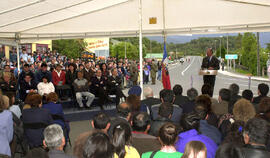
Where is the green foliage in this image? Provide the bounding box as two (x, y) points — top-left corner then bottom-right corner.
(52, 39), (86, 58)
(240, 33), (258, 75)
(110, 42), (140, 59)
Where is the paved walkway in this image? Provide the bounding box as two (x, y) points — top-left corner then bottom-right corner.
(218, 69), (270, 82)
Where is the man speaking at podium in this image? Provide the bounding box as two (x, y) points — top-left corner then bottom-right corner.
(201, 48), (220, 91)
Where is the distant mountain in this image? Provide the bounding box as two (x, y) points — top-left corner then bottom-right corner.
(147, 32), (270, 48)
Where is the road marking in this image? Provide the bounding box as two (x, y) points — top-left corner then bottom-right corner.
(181, 57), (196, 76)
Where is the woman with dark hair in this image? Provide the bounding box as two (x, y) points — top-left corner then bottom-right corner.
(215, 143), (243, 158)
(21, 94), (53, 148)
(182, 141), (207, 158)
(113, 123), (140, 158)
(37, 76), (55, 97)
(101, 63), (109, 80)
(221, 121), (245, 146)
(83, 132), (114, 158)
(175, 113), (218, 158)
(142, 123), (183, 158)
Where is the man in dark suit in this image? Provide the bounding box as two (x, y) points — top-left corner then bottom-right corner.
(107, 68), (125, 105)
(201, 48), (220, 90)
(173, 84), (189, 107)
(141, 87), (161, 111)
(19, 74), (37, 101)
(91, 69), (109, 109)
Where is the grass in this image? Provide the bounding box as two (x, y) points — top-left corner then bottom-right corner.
(234, 68), (268, 78)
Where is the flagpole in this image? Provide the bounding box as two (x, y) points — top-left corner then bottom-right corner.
(139, 0), (143, 99)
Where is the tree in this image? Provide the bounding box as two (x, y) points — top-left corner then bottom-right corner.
(52, 39), (86, 58)
(241, 33), (257, 75)
(110, 42), (146, 59)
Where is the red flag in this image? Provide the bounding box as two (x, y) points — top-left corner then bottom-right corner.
(162, 63), (171, 90)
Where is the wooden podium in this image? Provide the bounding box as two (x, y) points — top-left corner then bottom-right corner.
(199, 70), (218, 76)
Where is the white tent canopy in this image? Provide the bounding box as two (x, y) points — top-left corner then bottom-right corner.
(1, 0), (270, 44)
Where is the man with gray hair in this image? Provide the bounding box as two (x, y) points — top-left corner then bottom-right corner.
(141, 87), (161, 111)
(182, 88), (198, 114)
(43, 124), (74, 158)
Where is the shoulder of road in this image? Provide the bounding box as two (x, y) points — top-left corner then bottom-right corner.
(218, 70), (269, 82)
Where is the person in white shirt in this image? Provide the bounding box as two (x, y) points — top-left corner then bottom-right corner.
(37, 76), (55, 97)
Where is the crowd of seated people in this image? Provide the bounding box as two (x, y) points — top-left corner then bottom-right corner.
(0, 81), (270, 158)
(0, 49), (270, 157)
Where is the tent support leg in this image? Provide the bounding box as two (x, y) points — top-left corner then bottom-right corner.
(139, 0), (143, 99)
(16, 42), (20, 74)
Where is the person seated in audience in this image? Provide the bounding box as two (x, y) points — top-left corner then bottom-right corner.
(242, 89), (253, 102)
(101, 63), (109, 80)
(149, 102), (174, 136)
(19, 74), (37, 101)
(182, 88), (198, 114)
(182, 141), (207, 158)
(18, 63), (35, 85)
(6, 94), (21, 119)
(52, 64), (70, 100)
(74, 112), (111, 158)
(215, 143), (243, 158)
(228, 83), (242, 113)
(108, 102), (131, 137)
(83, 62), (95, 82)
(0, 94), (13, 157)
(21, 94), (53, 148)
(35, 62), (52, 83)
(42, 92), (70, 143)
(212, 88), (230, 116)
(127, 85), (148, 112)
(201, 84), (218, 106)
(221, 121), (245, 146)
(173, 84), (189, 107)
(218, 99), (256, 138)
(257, 97), (270, 122)
(242, 118), (270, 158)
(82, 132), (114, 158)
(0, 73), (17, 97)
(253, 83), (269, 104)
(175, 112), (218, 158)
(65, 63), (78, 88)
(151, 89), (183, 123)
(142, 123), (183, 158)
(43, 124), (74, 158)
(194, 97), (222, 145)
(73, 71), (95, 108)
(112, 123), (140, 158)
(141, 87), (161, 110)
(0, 65), (16, 82)
(90, 69), (109, 110)
(25, 147), (48, 158)
(37, 76), (55, 97)
(131, 112), (161, 155)
(195, 95), (218, 127)
(107, 68), (126, 106)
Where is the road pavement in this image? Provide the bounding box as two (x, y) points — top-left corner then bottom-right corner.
(141, 56), (268, 98)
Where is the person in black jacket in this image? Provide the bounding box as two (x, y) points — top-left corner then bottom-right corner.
(201, 48), (220, 90)
(173, 84), (189, 107)
(65, 63), (77, 87)
(21, 94), (53, 148)
(91, 70), (110, 109)
(242, 118), (270, 158)
(0, 73), (17, 97)
(253, 83), (269, 104)
(149, 102), (173, 136)
(107, 68), (125, 106)
(18, 64), (35, 85)
(35, 63), (52, 83)
(19, 74), (37, 101)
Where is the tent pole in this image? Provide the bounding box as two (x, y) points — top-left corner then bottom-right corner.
(139, 0), (143, 99)
(16, 42), (20, 74)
